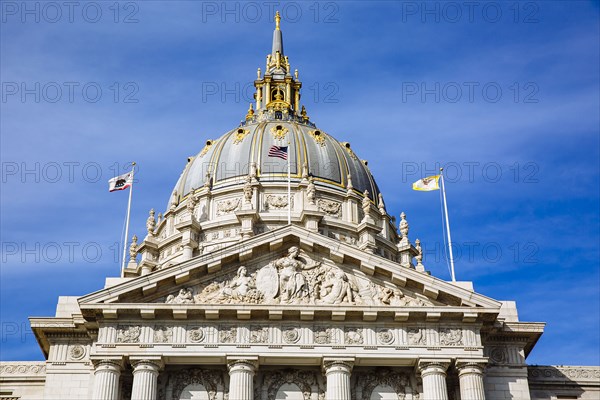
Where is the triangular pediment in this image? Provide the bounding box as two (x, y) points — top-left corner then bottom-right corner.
(78, 225), (501, 320)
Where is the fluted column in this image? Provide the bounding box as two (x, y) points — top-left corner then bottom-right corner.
(227, 359), (257, 400)
(131, 358), (163, 400)
(457, 359), (487, 400)
(418, 359), (451, 400)
(323, 358), (354, 400)
(91, 358), (123, 400)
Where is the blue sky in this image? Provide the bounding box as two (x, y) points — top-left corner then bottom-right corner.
(1, 1), (598, 365)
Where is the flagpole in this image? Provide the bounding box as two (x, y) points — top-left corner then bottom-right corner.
(287, 138), (291, 225)
(120, 162), (136, 277)
(440, 168), (456, 282)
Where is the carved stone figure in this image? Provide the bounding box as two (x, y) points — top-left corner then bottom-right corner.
(344, 327), (364, 345)
(249, 162), (258, 181)
(146, 208), (156, 235)
(302, 162), (309, 180)
(165, 288), (194, 304)
(153, 325), (173, 343)
(219, 326), (237, 343)
(319, 268), (356, 305)
(362, 190), (371, 217)
(204, 172), (212, 188)
(407, 327), (425, 346)
(116, 325), (141, 343)
(249, 326), (269, 343)
(378, 193), (385, 215)
(306, 176), (316, 204)
(169, 190), (178, 211)
(187, 188), (198, 214)
(243, 176), (253, 204)
(129, 235), (138, 262)
(399, 212), (409, 238)
(219, 266), (253, 300)
(275, 246), (319, 303)
(347, 173), (353, 191)
(440, 328), (463, 346)
(314, 327), (332, 344)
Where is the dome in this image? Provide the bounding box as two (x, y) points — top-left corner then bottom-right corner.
(171, 119), (381, 204)
(131, 11), (402, 277)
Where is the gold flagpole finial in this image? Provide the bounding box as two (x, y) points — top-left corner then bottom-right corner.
(275, 11), (281, 30)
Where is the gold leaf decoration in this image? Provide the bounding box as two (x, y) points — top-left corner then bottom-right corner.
(308, 130), (326, 147)
(233, 128), (249, 145)
(199, 140), (214, 157)
(270, 124), (288, 141)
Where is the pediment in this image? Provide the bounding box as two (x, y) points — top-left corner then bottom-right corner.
(122, 247), (440, 308)
(78, 225), (501, 319)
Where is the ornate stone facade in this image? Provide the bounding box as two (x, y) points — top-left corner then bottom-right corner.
(1, 11), (597, 400)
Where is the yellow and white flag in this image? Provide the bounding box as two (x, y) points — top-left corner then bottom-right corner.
(412, 175), (440, 191)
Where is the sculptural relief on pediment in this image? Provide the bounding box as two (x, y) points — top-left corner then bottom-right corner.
(159, 247), (435, 307)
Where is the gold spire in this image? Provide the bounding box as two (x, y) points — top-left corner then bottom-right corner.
(246, 103), (254, 120)
(275, 11), (281, 30)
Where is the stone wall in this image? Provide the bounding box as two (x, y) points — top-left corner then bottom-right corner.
(528, 366), (600, 400)
(0, 362), (46, 400)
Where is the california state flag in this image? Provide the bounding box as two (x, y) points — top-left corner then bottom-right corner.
(108, 172), (133, 192)
(412, 175), (440, 191)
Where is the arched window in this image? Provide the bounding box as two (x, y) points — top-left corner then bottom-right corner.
(179, 383), (209, 400)
(370, 384), (399, 400)
(275, 111), (283, 120)
(275, 382), (304, 400)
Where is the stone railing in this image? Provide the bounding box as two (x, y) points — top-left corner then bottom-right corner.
(528, 366), (600, 383)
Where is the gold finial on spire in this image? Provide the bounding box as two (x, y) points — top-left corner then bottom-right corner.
(246, 103), (254, 120)
(275, 11), (281, 30)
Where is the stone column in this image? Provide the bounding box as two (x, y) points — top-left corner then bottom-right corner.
(227, 359), (257, 400)
(457, 359), (487, 400)
(323, 358), (354, 400)
(418, 359), (451, 400)
(131, 358), (163, 400)
(91, 359), (123, 400)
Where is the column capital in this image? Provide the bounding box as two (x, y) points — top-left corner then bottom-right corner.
(91, 357), (124, 371)
(322, 357), (354, 375)
(456, 358), (488, 376)
(227, 358), (258, 374)
(130, 357), (164, 372)
(417, 358), (451, 376)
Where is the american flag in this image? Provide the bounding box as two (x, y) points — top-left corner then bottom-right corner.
(268, 145), (288, 160)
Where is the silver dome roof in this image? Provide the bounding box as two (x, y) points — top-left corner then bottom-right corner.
(172, 119), (381, 202)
